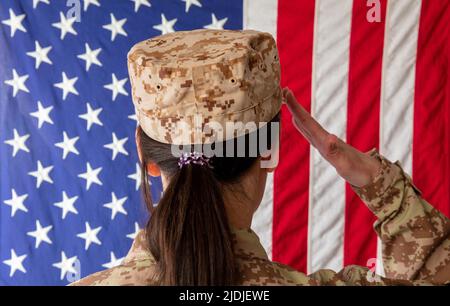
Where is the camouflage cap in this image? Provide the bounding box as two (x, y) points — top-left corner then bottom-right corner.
(127, 29), (281, 145)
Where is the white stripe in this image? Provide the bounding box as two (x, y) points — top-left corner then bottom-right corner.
(377, 0), (422, 276)
(308, 0), (353, 274)
(252, 172), (274, 259)
(244, 0), (278, 259)
(380, 0), (421, 175)
(376, 238), (385, 276)
(243, 0), (278, 38)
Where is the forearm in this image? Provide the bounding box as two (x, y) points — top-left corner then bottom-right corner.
(351, 149), (450, 282)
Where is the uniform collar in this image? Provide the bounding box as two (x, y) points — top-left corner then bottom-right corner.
(122, 230), (153, 264)
(229, 227), (269, 260)
(122, 226), (269, 264)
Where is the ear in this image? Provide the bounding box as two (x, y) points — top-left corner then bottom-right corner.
(136, 127), (162, 177)
(147, 162), (161, 177)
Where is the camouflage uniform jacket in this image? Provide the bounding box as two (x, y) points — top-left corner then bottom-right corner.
(71, 150), (450, 286)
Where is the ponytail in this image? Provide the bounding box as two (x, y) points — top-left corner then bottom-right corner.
(137, 112), (279, 285)
(140, 145), (237, 285)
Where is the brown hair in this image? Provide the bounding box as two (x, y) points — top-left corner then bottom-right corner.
(137, 114), (280, 285)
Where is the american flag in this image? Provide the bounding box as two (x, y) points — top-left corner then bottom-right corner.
(1, 0), (449, 286)
(0, 0), (241, 285)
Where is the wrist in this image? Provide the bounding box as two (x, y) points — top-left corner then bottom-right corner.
(366, 152), (383, 186)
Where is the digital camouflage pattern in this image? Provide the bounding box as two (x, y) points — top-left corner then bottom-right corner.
(127, 29), (282, 145)
(353, 149), (450, 284)
(70, 150), (450, 286)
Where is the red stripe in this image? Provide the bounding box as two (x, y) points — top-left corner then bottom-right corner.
(273, 0), (315, 273)
(447, 3), (450, 217)
(413, 0), (450, 218)
(344, 0), (387, 267)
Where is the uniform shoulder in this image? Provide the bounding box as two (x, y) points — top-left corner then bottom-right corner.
(69, 258), (156, 286)
(236, 254), (315, 285)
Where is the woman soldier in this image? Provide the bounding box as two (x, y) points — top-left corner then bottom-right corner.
(71, 29), (450, 286)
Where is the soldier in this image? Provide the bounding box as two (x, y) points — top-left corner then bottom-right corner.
(71, 29), (450, 286)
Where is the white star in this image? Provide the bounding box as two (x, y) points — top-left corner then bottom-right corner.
(104, 133), (128, 160)
(52, 252), (78, 280)
(3, 249), (27, 277)
(78, 102), (103, 131)
(77, 222), (102, 250)
(83, 0), (100, 11)
(4, 69), (29, 97)
(54, 72), (79, 100)
(2, 9), (27, 37)
(54, 191), (79, 219)
(131, 0), (151, 12)
(126, 222), (141, 240)
(128, 113), (138, 124)
(182, 0), (202, 13)
(77, 43), (102, 72)
(153, 14), (177, 35)
(102, 252), (124, 269)
(78, 162), (102, 190)
(32, 0), (50, 9)
(27, 220), (53, 248)
(128, 163), (142, 191)
(103, 192), (128, 220)
(30, 101), (54, 129)
(204, 13), (228, 30)
(28, 160), (54, 188)
(104, 73), (128, 101)
(102, 14), (127, 41)
(4, 129), (30, 157)
(26, 41), (52, 69)
(55, 131), (80, 160)
(3, 189), (28, 217)
(52, 12), (77, 40)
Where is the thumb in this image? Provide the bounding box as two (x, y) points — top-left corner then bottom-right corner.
(322, 134), (343, 164)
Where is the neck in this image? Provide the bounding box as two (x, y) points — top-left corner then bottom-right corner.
(160, 172), (259, 230)
(223, 189), (255, 230)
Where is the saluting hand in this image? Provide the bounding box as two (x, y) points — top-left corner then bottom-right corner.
(282, 88), (381, 188)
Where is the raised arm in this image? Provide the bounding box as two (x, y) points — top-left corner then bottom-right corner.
(282, 88), (450, 283)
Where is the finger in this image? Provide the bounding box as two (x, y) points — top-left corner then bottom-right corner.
(323, 134), (349, 168)
(324, 134), (340, 158)
(284, 89), (329, 145)
(282, 88), (315, 147)
(282, 88), (291, 105)
(291, 117), (321, 149)
(285, 96), (319, 148)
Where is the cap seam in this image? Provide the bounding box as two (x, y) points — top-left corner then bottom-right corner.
(130, 53), (250, 69)
(138, 89), (280, 121)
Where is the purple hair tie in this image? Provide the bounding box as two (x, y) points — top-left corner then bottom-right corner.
(178, 152), (213, 169)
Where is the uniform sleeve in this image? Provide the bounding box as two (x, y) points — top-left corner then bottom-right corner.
(305, 265), (431, 285)
(269, 261), (436, 286)
(350, 149), (450, 283)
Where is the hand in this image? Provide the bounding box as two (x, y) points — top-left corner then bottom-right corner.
(282, 88), (382, 188)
